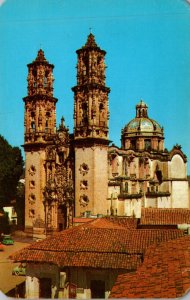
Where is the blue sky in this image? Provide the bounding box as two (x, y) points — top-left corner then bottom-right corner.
(0, 0), (190, 171)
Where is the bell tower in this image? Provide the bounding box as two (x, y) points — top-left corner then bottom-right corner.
(72, 33), (110, 216)
(23, 49), (57, 236)
(24, 49), (57, 143)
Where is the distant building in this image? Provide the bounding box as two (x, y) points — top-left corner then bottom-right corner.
(3, 206), (17, 225)
(23, 33), (189, 237)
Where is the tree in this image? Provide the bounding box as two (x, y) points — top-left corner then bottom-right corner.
(0, 211), (10, 234)
(0, 135), (24, 209)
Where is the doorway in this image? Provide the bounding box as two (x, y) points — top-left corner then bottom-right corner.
(39, 278), (52, 298)
(91, 280), (105, 298)
(58, 205), (67, 231)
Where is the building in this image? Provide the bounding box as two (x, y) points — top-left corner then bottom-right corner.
(23, 33), (189, 237)
(11, 216), (187, 299)
(3, 206), (17, 225)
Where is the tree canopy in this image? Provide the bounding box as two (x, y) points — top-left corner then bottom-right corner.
(0, 135), (24, 208)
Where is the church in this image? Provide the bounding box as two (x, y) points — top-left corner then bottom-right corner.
(23, 33), (189, 237)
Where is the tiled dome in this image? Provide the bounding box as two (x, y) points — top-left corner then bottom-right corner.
(123, 100), (163, 137)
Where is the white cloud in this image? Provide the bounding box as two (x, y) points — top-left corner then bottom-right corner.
(0, 0), (6, 6)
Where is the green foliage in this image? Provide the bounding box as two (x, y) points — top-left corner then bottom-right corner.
(0, 135), (24, 208)
(0, 211), (10, 234)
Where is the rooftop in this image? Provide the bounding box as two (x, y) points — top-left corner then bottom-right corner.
(140, 208), (190, 225)
(10, 218), (184, 269)
(109, 235), (190, 298)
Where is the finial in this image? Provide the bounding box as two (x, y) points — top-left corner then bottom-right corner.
(35, 49), (46, 62)
(85, 31), (97, 48)
(89, 27), (92, 34)
(58, 116), (65, 130)
(61, 116), (65, 126)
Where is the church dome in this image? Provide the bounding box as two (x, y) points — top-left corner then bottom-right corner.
(125, 116), (162, 134)
(123, 100), (163, 136)
(121, 100), (164, 151)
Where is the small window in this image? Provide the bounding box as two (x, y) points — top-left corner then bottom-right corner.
(125, 182), (128, 192)
(31, 121), (35, 130)
(99, 103), (104, 111)
(44, 76), (47, 87)
(131, 140), (136, 150)
(144, 139), (151, 151)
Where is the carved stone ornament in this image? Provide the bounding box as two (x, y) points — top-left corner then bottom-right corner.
(79, 194), (89, 207)
(80, 180), (88, 190)
(79, 163), (89, 175)
(33, 215), (45, 228)
(29, 193), (36, 204)
(46, 146), (56, 161)
(28, 165), (36, 176)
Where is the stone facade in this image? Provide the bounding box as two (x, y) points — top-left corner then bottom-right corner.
(23, 34), (189, 236)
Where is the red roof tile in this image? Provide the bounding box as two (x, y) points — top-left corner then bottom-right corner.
(11, 250), (142, 270)
(74, 216), (138, 229)
(73, 217), (92, 224)
(140, 208), (190, 225)
(10, 218), (184, 270)
(109, 235), (190, 298)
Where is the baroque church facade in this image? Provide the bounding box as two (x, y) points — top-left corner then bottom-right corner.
(23, 33), (189, 236)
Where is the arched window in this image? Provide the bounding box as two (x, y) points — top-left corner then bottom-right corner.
(30, 112), (35, 131)
(144, 139), (151, 151)
(32, 70), (37, 89)
(31, 121), (35, 131)
(45, 112), (51, 132)
(82, 103), (88, 125)
(44, 76), (47, 87)
(131, 139), (136, 150)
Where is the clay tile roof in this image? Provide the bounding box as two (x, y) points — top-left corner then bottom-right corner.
(73, 217), (93, 224)
(74, 216), (138, 229)
(140, 208), (190, 225)
(105, 217), (138, 229)
(109, 235), (190, 298)
(83, 217), (138, 230)
(10, 218), (184, 270)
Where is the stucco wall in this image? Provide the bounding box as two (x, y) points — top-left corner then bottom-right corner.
(75, 145), (108, 217)
(171, 180), (189, 208)
(25, 264), (121, 299)
(170, 154), (186, 179)
(25, 150), (46, 233)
